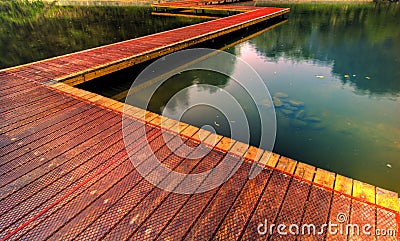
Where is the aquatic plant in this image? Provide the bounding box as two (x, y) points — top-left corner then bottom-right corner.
(0, 0), (45, 24)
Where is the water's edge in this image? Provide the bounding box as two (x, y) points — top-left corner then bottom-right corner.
(42, 0), (379, 7)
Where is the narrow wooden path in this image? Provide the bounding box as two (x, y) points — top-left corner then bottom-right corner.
(3, 5), (289, 86)
(0, 3), (398, 240)
(152, 2), (261, 12)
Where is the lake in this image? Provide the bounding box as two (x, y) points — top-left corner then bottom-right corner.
(1, 2), (399, 193)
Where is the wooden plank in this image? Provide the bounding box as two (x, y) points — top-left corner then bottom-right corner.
(130, 108), (147, 120)
(65, 87), (95, 99)
(56, 83), (74, 92)
(190, 127), (212, 143)
(110, 100), (124, 108)
(376, 187), (399, 211)
(326, 194), (352, 240)
(275, 156), (297, 174)
(178, 122), (189, 134)
(229, 141), (248, 157)
(93, 96), (109, 105)
(180, 125), (199, 138)
(144, 111), (159, 123)
(123, 105), (144, 118)
(313, 168), (335, 189)
(242, 173), (287, 240)
(93, 96), (113, 106)
(294, 162), (315, 181)
(265, 152), (280, 168)
(161, 118), (179, 130)
(350, 181), (377, 241)
(352, 180), (376, 203)
(109, 102), (124, 112)
(212, 150), (274, 240)
(147, 113), (163, 126)
(215, 136), (235, 152)
(334, 174), (353, 195)
(87, 94), (104, 103)
(244, 146), (263, 162)
(202, 132), (223, 147)
(376, 208), (398, 241)
(50, 82), (67, 90)
(258, 151), (279, 168)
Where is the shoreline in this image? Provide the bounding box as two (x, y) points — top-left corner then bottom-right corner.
(40, 0), (387, 7)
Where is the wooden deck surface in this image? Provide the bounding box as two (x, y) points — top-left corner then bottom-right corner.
(1, 77), (399, 240)
(0, 3), (399, 240)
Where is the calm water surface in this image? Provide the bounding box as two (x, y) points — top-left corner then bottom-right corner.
(241, 4), (400, 192)
(1, 3), (399, 192)
(117, 4), (400, 193)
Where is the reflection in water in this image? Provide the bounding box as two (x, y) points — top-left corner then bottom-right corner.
(239, 3), (400, 192)
(127, 69), (264, 147)
(252, 3), (400, 96)
(146, 70), (231, 113)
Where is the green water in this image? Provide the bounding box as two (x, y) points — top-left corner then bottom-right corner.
(97, 4), (400, 192)
(1, 2), (399, 192)
(0, 1), (203, 68)
(244, 3), (400, 192)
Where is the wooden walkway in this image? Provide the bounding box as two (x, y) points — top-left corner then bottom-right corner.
(0, 78), (399, 240)
(0, 3), (399, 241)
(3, 4), (289, 87)
(152, 2), (261, 12)
(151, 2), (264, 19)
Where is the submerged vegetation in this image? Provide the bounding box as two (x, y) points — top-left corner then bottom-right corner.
(0, 0), (45, 24)
(0, 0), (203, 68)
(252, 3), (400, 96)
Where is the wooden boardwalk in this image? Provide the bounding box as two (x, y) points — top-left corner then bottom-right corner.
(151, 2), (264, 19)
(1, 78), (399, 240)
(152, 2), (261, 12)
(3, 5), (289, 87)
(0, 3), (399, 240)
